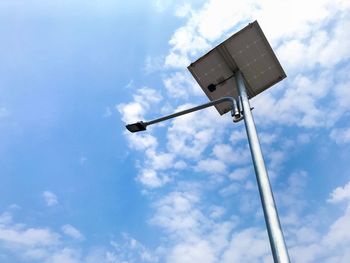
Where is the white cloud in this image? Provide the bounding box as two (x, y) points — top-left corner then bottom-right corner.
(137, 169), (170, 188)
(117, 87), (163, 124)
(117, 101), (144, 124)
(267, 150), (286, 172)
(0, 224), (59, 248)
(42, 191), (58, 207)
(252, 71), (334, 128)
(118, 87), (178, 188)
(23, 248), (49, 261)
(0, 209), (158, 263)
(164, 0), (348, 71)
(276, 177), (350, 262)
(212, 144), (234, 162)
(166, 103), (229, 159)
(163, 72), (202, 98)
(109, 234), (158, 263)
(218, 178), (350, 263)
(173, 160), (187, 169)
(323, 204), (350, 249)
(221, 228), (271, 263)
(0, 212), (12, 225)
(276, 15), (350, 71)
(258, 132), (278, 146)
(144, 55), (164, 74)
(164, 51), (191, 69)
(229, 128), (247, 144)
(47, 248), (81, 263)
(330, 127), (350, 144)
(209, 206), (225, 219)
(287, 201), (350, 262)
(152, 0), (172, 12)
(328, 181), (350, 203)
(150, 191), (202, 234)
(192, 0), (255, 41)
(61, 224), (84, 241)
(148, 176), (350, 263)
(195, 159), (226, 174)
(289, 244), (322, 263)
(167, 240), (215, 263)
(228, 167), (251, 181)
(334, 67), (350, 109)
(149, 190), (238, 262)
(174, 3), (192, 18)
(212, 143), (251, 165)
(146, 149), (174, 170)
(126, 132), (158, 151)
(168, 26), (209, 56)
(276, 170), (308, 216)
(219, 183), (240, 196)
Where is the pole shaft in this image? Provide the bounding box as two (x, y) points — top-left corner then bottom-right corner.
(235, 71), (290, 263)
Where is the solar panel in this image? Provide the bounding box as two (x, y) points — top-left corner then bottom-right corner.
(188, 21), (286, 115)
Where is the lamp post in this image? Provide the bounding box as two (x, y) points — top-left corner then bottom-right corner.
(236, 71), (290, 262)
(125, 21), (290, 263)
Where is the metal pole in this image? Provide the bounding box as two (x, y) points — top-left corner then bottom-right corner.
(235, 71), (290, 263)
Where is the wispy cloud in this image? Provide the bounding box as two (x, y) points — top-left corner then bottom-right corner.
(61, 224), (84, 241)
(42, 191), (58, 207)
(0, 209), (157, 262)
(330, 127), (350, 144)
(144, 55), (164, 74)
(328, 181), (350, 203)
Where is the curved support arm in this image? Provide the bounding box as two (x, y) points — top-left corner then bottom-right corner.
(126, 96), (235, 133)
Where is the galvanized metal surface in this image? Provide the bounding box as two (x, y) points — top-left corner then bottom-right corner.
(236, 71), (290, 263)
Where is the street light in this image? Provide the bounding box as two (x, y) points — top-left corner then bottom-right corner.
(126, 121), (147, 133)
(125, 21), (290, 263)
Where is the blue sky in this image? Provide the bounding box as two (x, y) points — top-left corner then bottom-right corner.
(1, 0), (350, 262)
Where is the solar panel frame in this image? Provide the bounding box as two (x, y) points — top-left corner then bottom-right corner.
(188, 21), (286, 115)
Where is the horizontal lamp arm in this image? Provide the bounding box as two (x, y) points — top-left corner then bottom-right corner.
(126, 96), (234, 133)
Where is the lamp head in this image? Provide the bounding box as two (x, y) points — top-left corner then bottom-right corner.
(125, 121), (147, 133)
